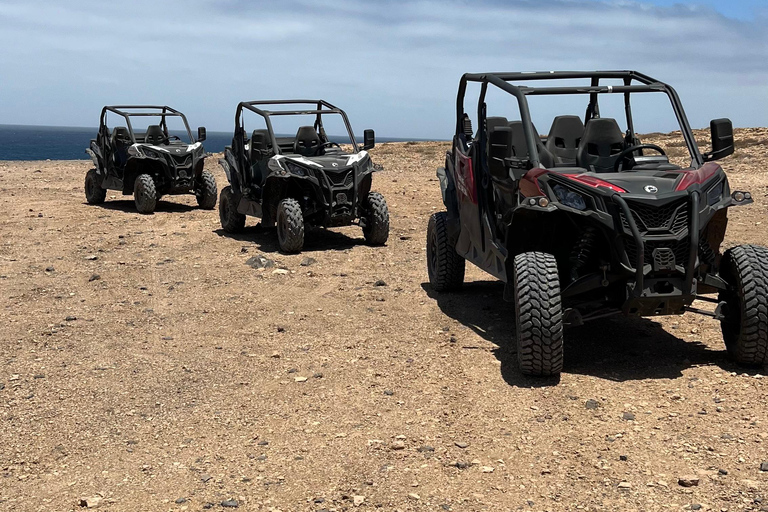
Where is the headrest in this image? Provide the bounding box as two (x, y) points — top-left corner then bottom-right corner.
(581, 118), (623, 145)
(547, 115), (585, 148)
(486, 116), (509, 134)
(251, 129), (269, 151)
(145, 125), (165, 145)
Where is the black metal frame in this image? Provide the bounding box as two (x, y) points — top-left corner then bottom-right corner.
(234, 99), (360, 153)
(456, 70), (703, 169)
(100, 105), (194, 144)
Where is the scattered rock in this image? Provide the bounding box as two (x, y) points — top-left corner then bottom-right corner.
(617, 481), (631, 490)
(174, 498), (187, 504)
(221, 499), (239, 508)
(272, 268), (290, 275)
(619, 455), (628, 461)
(390, 441), (405, 450)
(455, 441), (469, 449)
(585, 399), (599, 409)
(482, 466), (495, 473)
(373, 279), (387, 287)
(408, 493), (421, 500)
(300, 257), (316, 266)
(65, 315), (77, 321)
(689, 504), (702, 511)
(246, 255), (274, 269)
(89, 273), (101, 282)
(718, 468), (728, 475)
(761, 462), (768, 472)
(353, 495), (365, 506)
(200, 473), (212, 483)
(678, 475), (700, 487)
(85, 255), (98, 261)
(294, 376), (308, 382)
(313, 372), (323, 379)
(417, 445), (435, 453)
(257, 440), (269, 446)
(622, 412), (636, 421)
(383, 389), (394, 396)
(270, 351), (281, 358)
(277, 326), (285, 333)
(45, 266), (55, 272)
(33, 374), (45, 379)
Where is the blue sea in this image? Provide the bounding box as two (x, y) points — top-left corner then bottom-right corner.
(0, 124), (434, 161)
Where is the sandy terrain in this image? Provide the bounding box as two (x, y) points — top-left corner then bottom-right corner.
(1, 129), (767, 511)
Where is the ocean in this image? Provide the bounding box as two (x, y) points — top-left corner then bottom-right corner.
(0, 124), (434, 161)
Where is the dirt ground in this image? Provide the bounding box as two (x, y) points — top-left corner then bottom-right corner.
(1, 130), (767, 512)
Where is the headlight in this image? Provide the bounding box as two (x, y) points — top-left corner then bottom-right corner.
(706, 180), (725, 206)
(553, 184), (587, 211)
(283, 160), (308, 176)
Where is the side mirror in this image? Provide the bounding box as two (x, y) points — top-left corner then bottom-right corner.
(488, 127), (513, 179)
(362, 129), (375, 150)
(704, 118), (734, 161)
(197, 126), (207, 142)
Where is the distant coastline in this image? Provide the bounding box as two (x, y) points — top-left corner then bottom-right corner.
(0, 124), (441, 161)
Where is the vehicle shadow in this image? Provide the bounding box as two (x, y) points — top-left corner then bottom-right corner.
(422, 280), (735, 386)
(213, 225), (367, 254)
(87, 200), (197, 214)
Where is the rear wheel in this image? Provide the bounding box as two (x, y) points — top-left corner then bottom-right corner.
(362, 192), (389, 245)
(219, 186), (245, 233)
(134, 174), (157, 214)
(276, 198), (304, 253)
(84, 168), (106, 204)
(195, 170), (217, 209)
(719, 244), (768, 366)
(513, 251), (564, 377)
(426, 211), (465, 291)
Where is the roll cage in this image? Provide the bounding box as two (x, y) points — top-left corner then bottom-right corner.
(100, 105), (195, 144)
(234, 100), (361, 154)
(456, 71), (705, 169)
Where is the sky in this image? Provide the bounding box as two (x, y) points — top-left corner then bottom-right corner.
(0, 0), (766, 139)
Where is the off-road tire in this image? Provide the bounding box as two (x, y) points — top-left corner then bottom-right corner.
(513, 251), (564, 377)
(219, 186), (245, 233)
(719, 244), (768, 366)
(84, 168), (106, 205)
(134, 174), (157, 214)
(426, 211), (465, 291)
(362, 192), (389, 245)
(195, 170), (217, 209)
(276, 198), (304, 253)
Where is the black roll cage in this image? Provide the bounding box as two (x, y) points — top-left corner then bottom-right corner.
(100, 105), (194, 144)
(234, 99), (360, 154)
(456, 71), (703, 169)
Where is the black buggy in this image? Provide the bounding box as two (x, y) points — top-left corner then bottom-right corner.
(85, 105), (216, 214)
(218, 100), (389, 253)
(428, 70), (767, 377)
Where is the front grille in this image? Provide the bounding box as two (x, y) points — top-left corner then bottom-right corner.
(326, 169), (354, 187)
(170, 154), (192, 168)
(624, 237), (690, 270)
(620, 198), (688, 235)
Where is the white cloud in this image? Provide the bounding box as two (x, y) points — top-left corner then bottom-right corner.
(0, 0), (765, 137)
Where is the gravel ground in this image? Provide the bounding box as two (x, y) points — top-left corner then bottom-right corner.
(1, 129), (767, 511)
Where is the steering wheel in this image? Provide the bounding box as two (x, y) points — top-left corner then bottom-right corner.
(314, 141), (342, 155)
(613, 144), (666, 172)
(168, 134), (181, 141)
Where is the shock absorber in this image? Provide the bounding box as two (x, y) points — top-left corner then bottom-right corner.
(569, 227), (597, 281)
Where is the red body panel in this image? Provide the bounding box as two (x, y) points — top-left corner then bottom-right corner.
(674, 162), (722, 191)
(454, 151), (477, 204)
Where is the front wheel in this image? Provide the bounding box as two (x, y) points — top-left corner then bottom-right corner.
(84, 168), (106, 204)
(134, 174), (157, 214)
(195, 170), (217, 209)
(219, 186), (246, 233)
(719, 244), (768, 366)
(362, 192), (389, 245)
(276, 198), (304, 253)
(513, 251), (564, 377)
(426, 211), (465, 291)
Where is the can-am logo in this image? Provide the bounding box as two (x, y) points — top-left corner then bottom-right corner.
(644, 185), (659, 193)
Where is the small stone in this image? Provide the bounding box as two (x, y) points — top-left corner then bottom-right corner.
(65, 315), (77, 321)
(760, 462), (768, 472)
(718, 468), (728, 475)
(272, 268), (290, 275)
(294, 376), (308, 382)
(373, 279), (387, 287)
(482, 466), (495, 473)
(78, 496), (103, 508)
(408, 493), (420, 500)
(202, 504), (213, 510)
(353, 495), (365, 506)
(383, 389), (394, 396)
(89, 273), (101, 282)
(85, 255), (98, 261)
(622, 411), (635, 421)
(271, 351), (280, 358)
(313, 372), (323, 379)
(417, 445), (435, 453)
(45, 266), (55, 272)
(246, 255), (274, 269)
(390, 441), (405, 450)
(619, 455), (628, 461)
(33, 374), (45, 379)
(617, 481), (631, 489)
(175, 498), (187, 504)
(585, 399), (599, 409)
(287, 368), (297, 373)
(258, 440), (269, 446)
(300, 257), (316, 266)
(678, 475), (700, 487)
(690, 504), (702, 511)
(455, 441), (469, 449)
(200, 473), (212, 482)
(221, 499), (239, 508)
